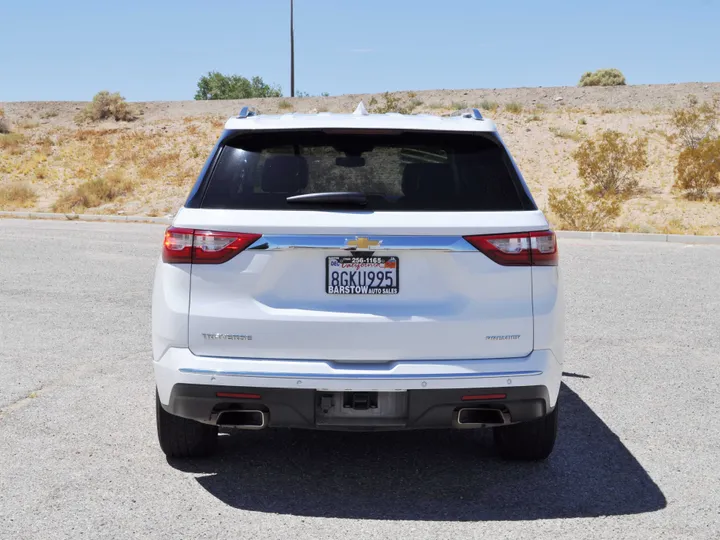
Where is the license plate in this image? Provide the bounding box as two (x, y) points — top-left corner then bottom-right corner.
(326, 256), (399, 295)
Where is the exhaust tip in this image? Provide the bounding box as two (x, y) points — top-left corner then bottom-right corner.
(455, 407), (507, 428)
(216, 410), (267, 430)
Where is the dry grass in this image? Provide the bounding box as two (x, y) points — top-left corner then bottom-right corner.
(0, 182), (37, 209)
(0, 133), (25, 155)
(139, 152), (182, 180)
(53, 170), (134, 213)
(17, 120), (40, 130)
(477, 100), (499, 112)
(549, 126), (584, 141)
(505, 102), (524, 114)
(17, 152), (48, 177)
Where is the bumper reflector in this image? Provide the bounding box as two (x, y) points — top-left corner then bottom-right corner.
(461, 393), (507, 401)
(216, 392), (261, 400)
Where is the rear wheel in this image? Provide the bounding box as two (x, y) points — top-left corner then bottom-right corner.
(156, 390), (218, 458)
(493, 401), (558, 461)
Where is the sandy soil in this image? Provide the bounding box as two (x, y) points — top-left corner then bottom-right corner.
(1, 82), (719, 233)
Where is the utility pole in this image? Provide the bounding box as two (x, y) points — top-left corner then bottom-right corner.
(290, 0), (295, 97)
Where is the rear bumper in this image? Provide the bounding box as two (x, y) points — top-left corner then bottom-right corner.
(163, 383), (553, 429)
(155, 348), (561, 412)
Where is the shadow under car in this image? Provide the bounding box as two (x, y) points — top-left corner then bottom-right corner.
(167, 383), (666, 521)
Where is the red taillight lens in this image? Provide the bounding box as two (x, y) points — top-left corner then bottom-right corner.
(529, 231), (558, 266)
(163, 227), (194, 263)
(463, 231), (558, 266)
(192, 230), (261, 264)
(162, 227), (261, 264)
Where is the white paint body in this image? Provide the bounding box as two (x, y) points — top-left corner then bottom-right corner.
(152, 112), (564, 408)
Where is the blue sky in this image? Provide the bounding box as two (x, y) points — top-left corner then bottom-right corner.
(2, 0), (719, 102)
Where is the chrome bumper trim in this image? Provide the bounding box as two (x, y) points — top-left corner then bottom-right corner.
(178, 368), (543, 380)
(247, 234), (476, 252)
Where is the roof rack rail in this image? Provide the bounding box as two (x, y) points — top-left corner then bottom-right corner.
(450, 108), (484, 120)
(238, 106), (259, 118)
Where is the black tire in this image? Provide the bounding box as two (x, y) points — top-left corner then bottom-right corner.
(493, 400), (558, 461)
(156, 390), (218, 458)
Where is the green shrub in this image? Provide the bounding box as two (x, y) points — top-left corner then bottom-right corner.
(674, 137), (720, 199)
(278, 99), (293, 110)
(371, 92), (411, 114)
(578, 68), (626, 87)
(573, 130), (648, 196)
(194, 72), (282, 100)
(548, 187), (622, 231)
(76, 91), (136, 123)
(671, 94), (719, 149)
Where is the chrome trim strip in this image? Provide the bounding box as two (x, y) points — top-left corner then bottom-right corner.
(178, 368), (542, 380)
(248, 235), (475, 252)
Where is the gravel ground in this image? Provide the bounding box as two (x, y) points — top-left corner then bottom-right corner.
(0, 219), (719, 539)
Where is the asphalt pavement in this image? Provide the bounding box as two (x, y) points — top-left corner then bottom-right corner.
(1, 219), (719, 539)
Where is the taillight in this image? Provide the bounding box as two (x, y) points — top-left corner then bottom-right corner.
(162, 227), (261, 264)
(529, 231), (559, 266)
(162, 227), (194, 263)
(463, 231), (558, 266)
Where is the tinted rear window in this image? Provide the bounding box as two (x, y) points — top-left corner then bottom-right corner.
(196, 131), (534, 211)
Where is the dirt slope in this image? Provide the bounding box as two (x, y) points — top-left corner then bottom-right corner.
(2, 82), (719, 233)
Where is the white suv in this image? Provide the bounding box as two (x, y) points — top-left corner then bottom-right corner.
(152, 105), (564, 460)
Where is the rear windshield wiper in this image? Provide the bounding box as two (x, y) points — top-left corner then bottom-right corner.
(286, 192), (368, 206)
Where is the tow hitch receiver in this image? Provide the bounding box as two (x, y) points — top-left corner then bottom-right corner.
(343, 392), (378, 410)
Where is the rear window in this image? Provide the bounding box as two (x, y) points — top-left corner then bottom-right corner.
(194, 131), (535, 211)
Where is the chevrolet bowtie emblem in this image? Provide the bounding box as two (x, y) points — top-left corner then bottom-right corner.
(345, 237), (381, 250)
